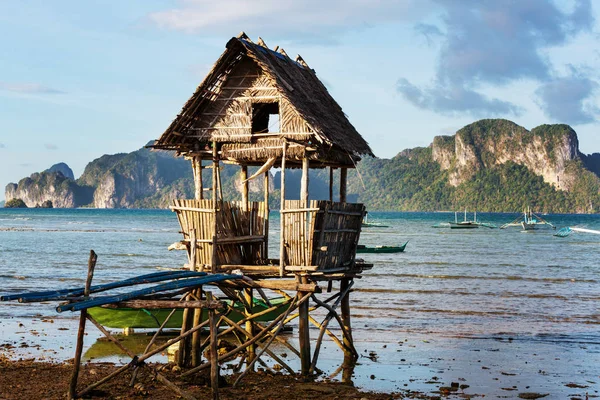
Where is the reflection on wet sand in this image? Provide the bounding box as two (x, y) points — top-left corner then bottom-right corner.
(83, 330), (298, 369)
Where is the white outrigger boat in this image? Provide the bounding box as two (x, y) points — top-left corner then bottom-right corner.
(500, 207), (555, 231)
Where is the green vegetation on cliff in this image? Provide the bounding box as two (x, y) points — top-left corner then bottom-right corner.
(5, 119), (600, 212)
(5, 198), (27, 208)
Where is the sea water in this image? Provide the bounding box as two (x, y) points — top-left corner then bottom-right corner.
(0, 209), (599, 397)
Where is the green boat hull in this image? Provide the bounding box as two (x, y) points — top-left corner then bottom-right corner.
(356, 241), (408, 254)
(87, 297), (288, 329)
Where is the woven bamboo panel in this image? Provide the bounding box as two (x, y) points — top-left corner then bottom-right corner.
(282, 200), (365, 271)
(172, 199), (268, 271)
(282, 200), (319, 267)
(311, 202), (365, 271)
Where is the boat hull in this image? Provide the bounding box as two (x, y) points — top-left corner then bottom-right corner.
(356, 241), (408, 253)
(449, 222), (479, 229)
(87, 297), (287, 329)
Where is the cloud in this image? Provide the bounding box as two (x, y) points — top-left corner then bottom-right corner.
(147, 0), (433, 43)
(397, 78), (524, 117)
(0, 81), (65, 95)
(398, 0), (594, 117)
(535, 70), (599, 124)
(44, 143), (58, 150)
(414, 23), (443, 47)
(435, 0), (592, 85)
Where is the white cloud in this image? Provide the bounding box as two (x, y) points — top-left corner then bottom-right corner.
(0, 81), (65, 95)
(398, 0), (596, 120)
(148, 0), (433, 42)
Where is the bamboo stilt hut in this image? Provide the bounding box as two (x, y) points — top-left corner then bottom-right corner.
(0, 32), (380, 398)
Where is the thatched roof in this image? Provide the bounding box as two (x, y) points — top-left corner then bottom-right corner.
(153, 33), (373, 166)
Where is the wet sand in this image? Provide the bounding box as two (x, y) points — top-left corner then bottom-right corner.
(2, 317), (597, 399)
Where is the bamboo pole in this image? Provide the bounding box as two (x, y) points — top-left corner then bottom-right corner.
(329, 167), (334, 202)
(218, 314), (295, 374)
(298, 275), (311, 376)
(191, 286), (203, 367)
(241, 165), (248, 211)
(264, 171), (269, 259)
(212, 142), (219, 273)
(300, 156), (309, 206)
(68, 250), (97, 400)
(193, 157), (204, 200)
(340, 278), (355, 366)
(207, 292), (220, 400)
(86, 314), (197, 400)
(339, 167), (347, 203)
(301, 156), (309, 266)
(232, 293), (304, 387)
(244, 288), (255, 365)
(279, 141), (287, 277)
(78, 317), (212, 398)
(181, 228), (197, 367)
(182, 293), (310, 377)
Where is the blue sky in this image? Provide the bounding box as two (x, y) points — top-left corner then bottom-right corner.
(1, 0), (600, 200)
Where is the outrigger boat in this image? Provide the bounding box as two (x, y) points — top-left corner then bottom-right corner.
(356, 241), (408, 254)
(501, 208), (555, 231)
(361, 212), (389, 228)
(87, 296), (288, 329)
(449, 210), (480, 229)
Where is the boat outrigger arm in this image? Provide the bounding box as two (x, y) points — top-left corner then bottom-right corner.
(555, 226), (600, 237)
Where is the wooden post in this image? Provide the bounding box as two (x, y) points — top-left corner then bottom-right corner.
(301, 156), (309, 265)
(279, 141), (287, 277)
(300, 156), (309, 207)
(244, 288), (255, 366)
(241, 165), (248, 211)
(207, 292), (219, 400)
(193, 157), (203, 200)
(298, 275), (311, 376)
(339, 167), (347, 203)
(329, 167), (334, 202)
(190, 285), (202, 367)
(212, 142), (219, 273)
(340, 278), (354, 367)
(263, 171), (269, 259)
(68, 250), (97, 399)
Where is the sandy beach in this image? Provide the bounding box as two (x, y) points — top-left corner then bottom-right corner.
(2, 316), (597, 399)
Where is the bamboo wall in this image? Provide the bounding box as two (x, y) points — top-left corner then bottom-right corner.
(172, 199), (268, 271)
(282, 200), (365, 271)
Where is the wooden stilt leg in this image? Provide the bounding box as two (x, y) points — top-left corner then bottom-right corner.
(68, 250), (97, 399)
(208, 292), (219, 400)
(244, 288), (255, 366)
(298, 275), (311, 376)
(340, 278), (355, 366)
(191, 287), (203, 367)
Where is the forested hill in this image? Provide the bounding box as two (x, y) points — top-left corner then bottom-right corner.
(342, 119), (600, 213)
(5, 119), (600, 213)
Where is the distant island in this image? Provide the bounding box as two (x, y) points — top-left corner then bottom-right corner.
(5, 119), (600, 213)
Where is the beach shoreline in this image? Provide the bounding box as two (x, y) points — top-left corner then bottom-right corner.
(2, 317), (597, 399)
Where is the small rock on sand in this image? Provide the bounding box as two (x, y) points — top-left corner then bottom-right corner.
(518, 393), (549, 399)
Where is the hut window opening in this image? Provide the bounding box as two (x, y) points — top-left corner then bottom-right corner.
(252, 102), (279, 134)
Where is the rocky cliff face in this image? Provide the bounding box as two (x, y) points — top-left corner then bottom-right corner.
(79, 148), (193, 208)
(432, 119), (580, 190)
(5, 170), (91, 208)
(45, 163), (75, 180)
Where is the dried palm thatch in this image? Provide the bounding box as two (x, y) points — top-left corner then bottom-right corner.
(152, 32), (373, 167)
